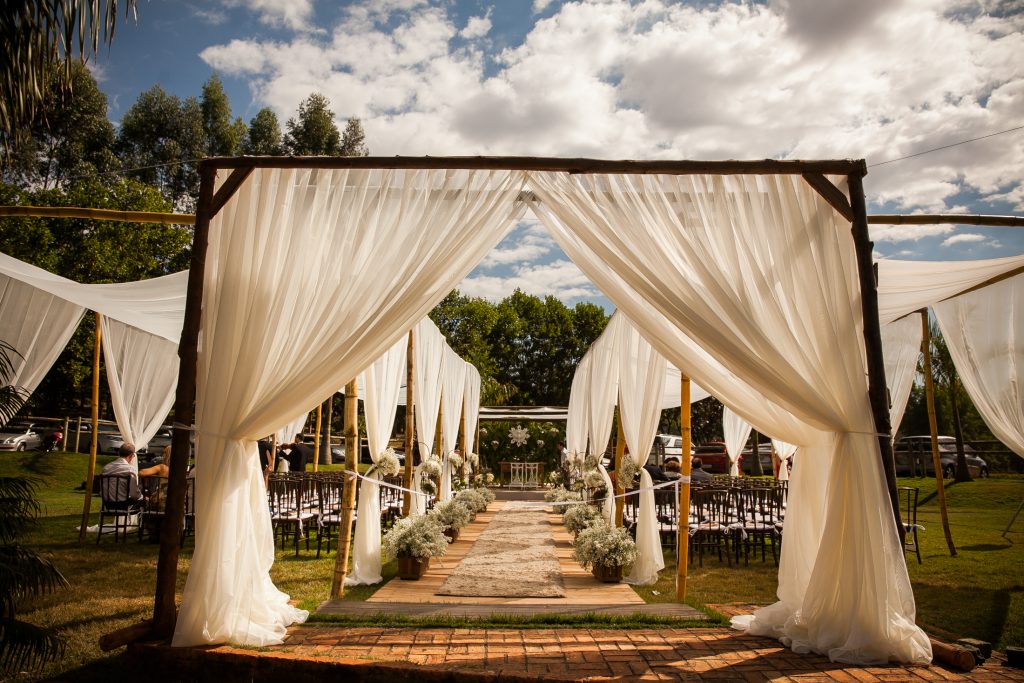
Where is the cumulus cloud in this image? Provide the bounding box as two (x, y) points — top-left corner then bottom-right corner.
(870, 224), (955, 243)
(460, 259), (601, 303)
(223, 0), (315, 31)
(461, 14), (492, 40)
(191, 6), (228, 25)
(480, 223), (556, 267)
(941, 232), (987, 246)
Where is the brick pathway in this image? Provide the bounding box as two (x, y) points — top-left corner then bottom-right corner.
(147, 624), (1024, 682)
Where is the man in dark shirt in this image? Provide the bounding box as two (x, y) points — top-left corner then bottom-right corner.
(690, 457), (714, 482)
(286, 434), (313, 472)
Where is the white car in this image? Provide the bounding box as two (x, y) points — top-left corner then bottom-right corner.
(0, 421), (43, 451)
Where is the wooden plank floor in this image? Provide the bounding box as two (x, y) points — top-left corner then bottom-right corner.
(364, 500), (645, 606)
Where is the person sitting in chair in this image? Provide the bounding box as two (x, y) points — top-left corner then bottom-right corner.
(690, 457), (714, 482)
(100, 443), (145, 510)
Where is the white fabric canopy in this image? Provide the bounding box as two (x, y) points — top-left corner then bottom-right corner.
(531, 171), (929, 665)
(615, 315), (667, 585)
(412, 318), (446, 514)
(463, 364), (481, 477)
(100, 317), (178, 452)
(722, 407), (752, 478)
(934, 275), (1024, 458)
(882, 316), (923, 435)
(440, 346), (466, 501)
(566, 354), (590, 462)
(173, 166), (525, 647)
(586, 314), (621, 527)
(348, 334), (407, 586)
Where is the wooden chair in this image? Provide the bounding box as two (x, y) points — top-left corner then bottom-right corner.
(688, 488), (735, 566)
(96, 473), (141, 544)
(137, 475), (167, 543)
(735, 486), (782, 565)
(899, 486), (923, 564)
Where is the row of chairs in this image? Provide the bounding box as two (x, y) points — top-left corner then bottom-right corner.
(95, 473), (195, 545)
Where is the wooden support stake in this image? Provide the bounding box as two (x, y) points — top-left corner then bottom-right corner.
(0, 204), (195, 225)
(677, 376), (692, 601)
(270, 434), (278, 471)
(458, 402), (467, 484)
(435, 395), (444, 498)
(78, 312), (102, 544)
(312, 403), (322, 472)
(331, 380), (359, 598)
(848, 170), (905, 548)
(324, 394), (334, 466)
(403, 329), (415, 516)
(921, 311), (957, 556)
(153, 163), (217, 639)
(61, 416), (69, 452)
(74, 416), (81, 452)
(614, 409), (626, 528)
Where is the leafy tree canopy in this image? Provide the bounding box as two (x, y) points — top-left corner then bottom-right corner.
(284, 93), (341, 156)
(245, 107), (283, 156)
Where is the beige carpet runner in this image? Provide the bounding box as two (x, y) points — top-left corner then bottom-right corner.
(436, 502), (566, 598)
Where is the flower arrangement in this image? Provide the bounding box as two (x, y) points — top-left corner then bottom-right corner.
(490, 440), (499, 448)
(428, 499), (472, 533)
(420, 455), (442, 478)
(572, 522), (637, 569)
(478, 487), (496, 505)
(583, 453), (599, 471)
(563, 503), (603, 536)
(583, 468), (606, 489)
(449, 451), (464, 470)
(544, 486), (581, 503)
(616, 457), (638, 490)
(454, 488), (487, 512)
(420, 478), (437, 496)
(370, 448), (401, 477)
(382, 515), (449, 560)
(547, 469), (563, 486)
(509, 425), (529, 446)
(472, 472), (494, 487)
(465, 451), (479, 469)
(536, 439), (545, 448)
(480, 427), (488, 436)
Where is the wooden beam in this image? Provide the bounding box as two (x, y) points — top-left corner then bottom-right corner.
(153, 163), (217, 639)
(403, 330), (415, 516)
(868, 214), (1024, 228)
(202, 156), (866, 177)
(676, 376), (692, 601)
(77, 312), (102, 544)
(208, 166), (254, 219)
(802, 173), (853, 222)
(0, 205), (195, 225)
(312, 403), (322, 473)
(921, 311), (957, 557)
(849, 171), (905, 549)
(331, 380), (359, 598)
(614, 409), (626, 528)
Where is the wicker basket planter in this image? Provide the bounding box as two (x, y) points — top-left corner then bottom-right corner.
(591, 564), (624, 583)
(397, 554), (430, 580)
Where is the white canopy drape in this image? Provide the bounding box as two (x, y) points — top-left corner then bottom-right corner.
(772, 439), (797, 481)
(566, 354), (590, 462)
(882, 316), (923, 434)
(463, 364), (481, 478)
(172, 166), (525, 647)
(412, 318), (446, 514)
(934, 275), (1024, 458)
(586, 314), (621, 526)
(440, 347), (466, 501)
(531, 171), (929, 665)
(723, 407), (752, 477)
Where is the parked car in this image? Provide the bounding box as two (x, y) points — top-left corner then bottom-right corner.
(893, 436), (989, 478)
(693, 442), (732, 473)
(651, 434), (692, 466)
(67, 423), (123, 454)
(0, 421), (43, 451)
(739, 443), (775, 475)
(140, 427), (174, 454)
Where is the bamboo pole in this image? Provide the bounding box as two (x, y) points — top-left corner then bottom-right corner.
(436, 396), (444, 497)
(312, 403), (322, 472)
(61, 417), (69, 452)
(0, 205), (196, 224)
(324, 394), (334, 466)
(77, 312), (102, 544)
(921, 311), (957, 556)
(676, 376), (692, 601)
(271, 434), (278, 471)
(458, 402), (467, 484)
(74, 416), (82, 452)
(848, 170), (905, 548)
(867, 214), (1024, 228)
(331, 380), (359, 598)
(152, 163), (217, 639)
(614, 409), (626, 528)
(404, 330), (415, 516)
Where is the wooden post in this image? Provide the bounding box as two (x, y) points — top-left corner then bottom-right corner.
(61, 417), (69, 451)
(614, 408), (626, 528)
(324, 394), (333, 466)
(921, 311), (957, 556)
(270, 434), (278, 471)
(312, 403), (322, 472)
(77, 312), (102, 543)
(677, 376), (692, 601)
(74, 416), (81, 452)
(458, 404), (467, 484)
(435, 396), (444, 498)
(403, 330), (415, 516)
(152, 162), (218, 639)
(331, 380), (359, 598)
(848, 169), (905, 548)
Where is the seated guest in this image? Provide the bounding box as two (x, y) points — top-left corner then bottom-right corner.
(662, 458), (682, 480)
(644, 462), (668, 482)
(139, 445), (172, 478)
(100, 443), (145, 510)
(690, 457), (714, 482)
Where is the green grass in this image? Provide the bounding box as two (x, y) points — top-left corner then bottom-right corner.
(2, 453), (1022, 681)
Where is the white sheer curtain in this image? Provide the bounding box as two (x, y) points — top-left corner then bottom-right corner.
(274, 413), (308, 444)
(440, 348), (466, 501)
(723, 407), (752, 477)
(566, 355), (591, 462)
(463, 365), (481, 478)
(413, 319), (446, 514)
(616, 315), (667, 585)
(882, 316), (923, 434)
(935, 275), (1024, 457)
(531, 171), (929, 665)
(100, 318), (178, 453)
(348, 334), (407, 586)
(173, 166), (525, 647)
(586, 314), (621, 526)
(0, 272), (83, 404)
(772, 439), (797, 481)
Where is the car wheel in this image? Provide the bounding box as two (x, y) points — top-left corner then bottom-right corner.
(980, 467), (989, 478)
(16, 443), (26, 451)
(943, 465), (955, 479)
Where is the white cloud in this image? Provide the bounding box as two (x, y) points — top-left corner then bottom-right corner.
(533, 0), (555, 13)
(941, 232), (987, 246)
(191, 6), (228, 25)
(480, 226), (555, 267)
(460, 260), (601, 303)
(223, 0), (315, 31)
(461, 14), (492, 40)
(869, 224), (954, 243)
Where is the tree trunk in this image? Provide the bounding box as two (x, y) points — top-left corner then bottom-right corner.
(951, 383), (973, 482)
(750, 430), (764, 476)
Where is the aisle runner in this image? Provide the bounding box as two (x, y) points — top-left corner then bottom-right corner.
(436, 501), (566, 598)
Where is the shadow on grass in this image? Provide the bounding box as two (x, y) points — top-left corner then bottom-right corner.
(920, 480), (964, 507)
(959, 543), (1013, 552)
(40, 652), (133, 682)
(914, 583), (1023, 647)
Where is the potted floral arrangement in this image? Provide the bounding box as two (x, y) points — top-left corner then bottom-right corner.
(419, 455), (442, 497)
(370, 448), (401, 477)
(562, 502), (602, 537)
(573, 522), (637, 583)
(472, 472), (494, 488)
(454, 488), (487, 517)
(544, 486), (579, 504)
(429, 499), (472, 542)
(616, 457), (638, 490)
(382, 514), (448, 579)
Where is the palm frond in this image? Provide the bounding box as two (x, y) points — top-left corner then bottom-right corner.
(0, 477), (42, 544)
(0, 617), (67, 673)
(0, 544), (70, 616)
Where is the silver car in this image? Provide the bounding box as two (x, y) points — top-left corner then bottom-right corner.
(0, 421), (43, 451)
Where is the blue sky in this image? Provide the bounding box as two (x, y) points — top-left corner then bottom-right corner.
(90, 0), (1024, 310)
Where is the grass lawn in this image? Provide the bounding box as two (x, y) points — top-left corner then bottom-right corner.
(3, 452), (1022, 681)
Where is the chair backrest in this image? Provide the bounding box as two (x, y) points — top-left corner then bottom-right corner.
(99, 473), (134, 506)
(140, 475), (168, 511)
(898, 486), (919, 527)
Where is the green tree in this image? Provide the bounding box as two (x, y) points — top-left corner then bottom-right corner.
(284, 93), (341, 156)
(200, 74), (246, 156)
(1, 0), (136, 155)
(2, 62), (117, 189)
(115, 85), (207, 210)
(244, 107), (283, 155)
(340, 116), (369, 156)
(927, 321), (975, 482)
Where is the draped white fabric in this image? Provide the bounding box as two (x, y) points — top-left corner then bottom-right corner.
(566, 354), (591, 461)
(586, 314), (621, 462)
(934, 275), (1024, 458)
(615, 316), (667, 585)
(661, 364), (710, 408)
(413, 319), (446, 512)
(723, 407), (753, 478)
(348, 334), (407, 586)
(173, 166), (525, 647)
(772, 439), (797, 481)
(100, 317), (178, 452)
(0, 271), (83, 403)
(274, 413), (309, 444)
(530, 171), (929, 665)
(463, 364), (481, 477)
(440, 347), (467, 501)
(598, 463), (615, 525)
(882, 317), (923, 434)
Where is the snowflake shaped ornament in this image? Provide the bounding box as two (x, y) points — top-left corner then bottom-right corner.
(509, 425), (530, 447)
